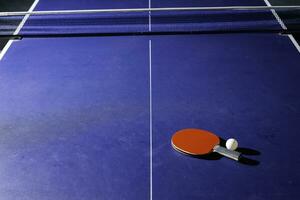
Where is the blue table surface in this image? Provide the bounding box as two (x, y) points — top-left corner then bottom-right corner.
(0, 0), (300, 199)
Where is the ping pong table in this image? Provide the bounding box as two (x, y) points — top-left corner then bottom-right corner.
(0, 0), (300, 199)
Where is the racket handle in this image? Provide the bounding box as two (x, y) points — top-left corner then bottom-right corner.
(213, 145), (241, 161)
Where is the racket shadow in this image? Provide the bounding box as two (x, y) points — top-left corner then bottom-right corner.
(194, 152), (223, 160)
(186, 151), (261, 165)
(172, 136), (261, 165)
(187, 138), (261, 165)
(220, 138), (261, 166)
(238, 156), (260, 166)
(173, 147), (222, 160)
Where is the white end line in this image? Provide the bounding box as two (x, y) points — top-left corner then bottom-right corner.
(0, 0), (39, 60)
(149, 39), (153, 200)
(263, 0), (300, 53)
(2, 6), (300, 16)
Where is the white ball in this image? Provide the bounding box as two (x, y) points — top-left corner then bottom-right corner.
(226, 138), (238, 150)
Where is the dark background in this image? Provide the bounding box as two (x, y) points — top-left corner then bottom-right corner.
(0, 0), (35, 11)
(0, 0), (35, 50)
(270, 0), (300, 44)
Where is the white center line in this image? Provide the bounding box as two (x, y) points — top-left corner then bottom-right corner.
(149, 39), (153, 200)
(0, 0), (40, 60)
(148, 1), (152, 199)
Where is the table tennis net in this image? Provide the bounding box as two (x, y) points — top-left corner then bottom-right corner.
(1, 8), (300, 38)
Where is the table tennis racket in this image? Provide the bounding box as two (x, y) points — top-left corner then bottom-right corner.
(171, 128), (241, 161)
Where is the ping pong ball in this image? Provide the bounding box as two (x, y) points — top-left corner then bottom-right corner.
(226, 138), (238, 151)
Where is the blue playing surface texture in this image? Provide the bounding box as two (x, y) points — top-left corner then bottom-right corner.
(0, 0), (299, 199)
